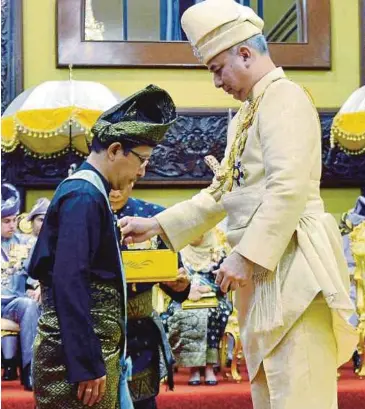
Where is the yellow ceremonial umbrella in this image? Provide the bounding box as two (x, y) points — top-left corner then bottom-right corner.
(330, 86), (365, 156)
(1, 79), (121, 158)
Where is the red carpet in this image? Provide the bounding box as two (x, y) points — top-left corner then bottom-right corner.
(1, 364), (364, 409)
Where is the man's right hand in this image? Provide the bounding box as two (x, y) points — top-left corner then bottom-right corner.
(119, 216), (162, 245)
(77, 375), (106, 407)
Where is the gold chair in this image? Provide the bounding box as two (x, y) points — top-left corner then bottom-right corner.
(17, 213), (33, 235)
(219, 292), (243, 382)
(1, 318), (20, 338)
(350, 221), (365, 377)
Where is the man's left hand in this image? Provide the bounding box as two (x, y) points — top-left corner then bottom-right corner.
(214, 252), (254, 293)
(27, 286), (41, 303)
(163, 267), (190, 292)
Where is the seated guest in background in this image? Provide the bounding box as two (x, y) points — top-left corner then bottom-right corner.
(339, 188), (365, 371)
(22, 197), (51, 302)
(161, 228), (232, 386)
(1, 183), (40, 390)
(27, 197), (50, 241)
(110, 185), (190, 409)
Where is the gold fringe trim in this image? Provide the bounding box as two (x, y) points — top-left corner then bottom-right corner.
(1, 107), (100, 156)
(330, 112), (365, 155)
(252, 267), (283, 333)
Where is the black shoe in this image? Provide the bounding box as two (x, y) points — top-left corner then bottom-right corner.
(23, 364), (33, 391)
(2, 358), (18, 381)
(353, 350), (362, 373)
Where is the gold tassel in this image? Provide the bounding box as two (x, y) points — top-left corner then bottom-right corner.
(252, 266), (283, 333)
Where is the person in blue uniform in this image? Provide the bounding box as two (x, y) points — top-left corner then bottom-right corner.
(28, 84), (177, 409)
(109, 185), (190, 409)
(27, 197), (51, 239)
(1, 183), (40, 390)
(22, 197), (51, 302)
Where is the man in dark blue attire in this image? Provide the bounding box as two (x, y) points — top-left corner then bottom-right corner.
(28, 84), (177, 409)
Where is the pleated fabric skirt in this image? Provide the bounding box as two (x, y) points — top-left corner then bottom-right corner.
(33, 282), (123, 409)
(251, 295), (338, 409)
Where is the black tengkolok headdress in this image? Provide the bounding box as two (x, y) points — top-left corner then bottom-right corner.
(91, 84), (177, 147)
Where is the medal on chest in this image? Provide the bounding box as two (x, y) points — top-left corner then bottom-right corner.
(232, 159), (247, 188)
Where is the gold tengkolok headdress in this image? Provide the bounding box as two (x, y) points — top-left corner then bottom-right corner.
(181, 0), (264, 65)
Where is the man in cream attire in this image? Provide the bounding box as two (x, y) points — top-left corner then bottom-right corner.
(120, 1), (358, 408)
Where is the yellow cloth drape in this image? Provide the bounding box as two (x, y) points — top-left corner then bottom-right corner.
(1, 107), (101, 156)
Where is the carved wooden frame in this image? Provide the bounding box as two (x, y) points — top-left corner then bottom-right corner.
(3, 109), (365, 189)
(56, 0), (331, 69)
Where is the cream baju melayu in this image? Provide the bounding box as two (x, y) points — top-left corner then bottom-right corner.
(153, 68), (358, 409)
